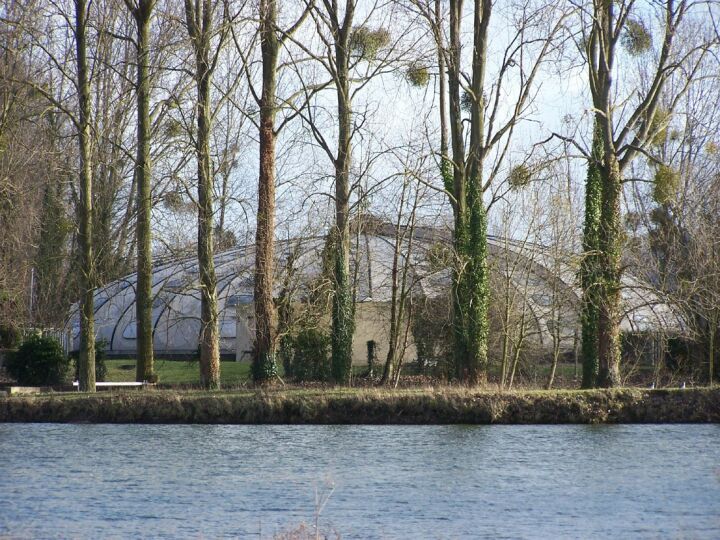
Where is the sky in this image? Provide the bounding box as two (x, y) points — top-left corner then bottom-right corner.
(143, 0), (718, 255)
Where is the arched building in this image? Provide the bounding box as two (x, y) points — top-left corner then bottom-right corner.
(66, 224), (683, 364)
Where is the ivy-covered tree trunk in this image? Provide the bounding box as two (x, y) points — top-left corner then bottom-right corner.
(597, 152), (622, 387)
(128, 0), (156, 383)
(580, 119), (603, 388)
(252, 0), (280, 383)
(584, 0), (690, 388)
(588, 0), (621, 389)
(330, 18), (355, 385)
(449, 0), (491, 384)
(75, 0), (96, 392)
(459, 180), (490, 384)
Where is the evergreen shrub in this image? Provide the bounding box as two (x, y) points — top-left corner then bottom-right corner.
(288, 329), (331, 382)
(6, 334), (70, 386)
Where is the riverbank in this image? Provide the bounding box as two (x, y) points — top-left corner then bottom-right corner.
(0, 386), (718, 424)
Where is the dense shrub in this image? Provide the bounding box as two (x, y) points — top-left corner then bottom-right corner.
(0, 325), (21, 349)
(287, 329), (331, 382)
(6, 334), (70, 386)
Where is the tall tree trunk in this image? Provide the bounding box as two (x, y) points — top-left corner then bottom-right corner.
(597, 152), (622, 387)
(252, 0), (279, 383)
(451, 0), (491, 384)
(590, 0), (621, 388)
(580, 118), (603, 388)
(128, 0), (156, 383)
(75, 0), (96, 392)
(185, 0), (220, 389)
(197, 55), (220, 389)
(587, 0), (687, 387)
(330, 15), (355, 385)
(448, 0), (467, 380)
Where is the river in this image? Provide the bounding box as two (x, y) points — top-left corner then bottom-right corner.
(0, 424), (718, 538)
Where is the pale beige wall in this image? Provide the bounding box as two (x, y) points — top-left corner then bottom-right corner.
(352, 302), (417, 365)
(236, 301), (417, 365)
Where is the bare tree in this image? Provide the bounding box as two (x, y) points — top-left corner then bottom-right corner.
(238, 0), (310, 383)
(639, 64), (720, 385)
(444, 0), (571, 383)
(124, 0), (157, 383)
(379, 149), (431, 386)
(583, 0), (713, 386)
(316, 0), (356, 384)
(493, 197), (541, 389)
(296, 0), (416, 383)
(0, 5), (69, 335)
(1, 3), (103, 392)
(75, 0), (97, 391)
(183, 0), (229, 389)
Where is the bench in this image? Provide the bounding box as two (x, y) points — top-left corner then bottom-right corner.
(72, 381), (154, 391)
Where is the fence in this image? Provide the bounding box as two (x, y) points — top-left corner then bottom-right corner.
(19, 328), (73, 356)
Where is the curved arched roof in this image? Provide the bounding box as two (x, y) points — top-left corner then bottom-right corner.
(66, 229), (682, 355)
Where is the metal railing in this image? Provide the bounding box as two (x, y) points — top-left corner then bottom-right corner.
(19, 328), (73, 356)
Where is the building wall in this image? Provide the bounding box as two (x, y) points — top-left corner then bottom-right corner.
(235, 301), (417, 366)
(353, 302), (417, 367)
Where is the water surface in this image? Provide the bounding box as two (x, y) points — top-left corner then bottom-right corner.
(0, 424), (718, 538)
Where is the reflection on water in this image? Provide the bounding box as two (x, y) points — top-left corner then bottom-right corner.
(0, 424), (718, 539)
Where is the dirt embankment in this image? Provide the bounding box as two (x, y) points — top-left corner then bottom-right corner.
(0, 387), (718, 424)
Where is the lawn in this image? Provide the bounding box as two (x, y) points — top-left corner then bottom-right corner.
(103, 359), (382, 387)
(97, 359), (617, 389)
(104, 359), (255, 386)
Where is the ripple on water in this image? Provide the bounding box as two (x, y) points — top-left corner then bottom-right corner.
(0, 424), (718, 539)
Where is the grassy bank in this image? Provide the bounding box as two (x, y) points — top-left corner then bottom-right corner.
(104, 359), (253, 386)
(104, 360), (587, 388)
(103, 359), (388, 386)
(0, 387), (718, 424)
